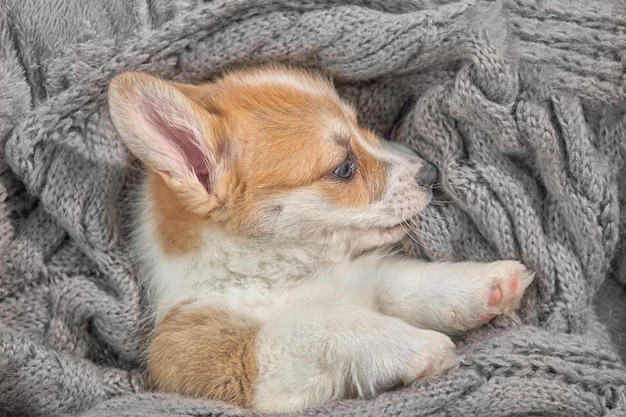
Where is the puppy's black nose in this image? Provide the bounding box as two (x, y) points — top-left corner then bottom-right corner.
(415, 161), (438, 188)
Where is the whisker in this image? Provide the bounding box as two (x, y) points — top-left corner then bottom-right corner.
(429, 198), (455, 204)
(414, 209), (454, 222)
(400, 223), (431, 251)
(402, 216), (449, 253)
(400, 220), (444, 253)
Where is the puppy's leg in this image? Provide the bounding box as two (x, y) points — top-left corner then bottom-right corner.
(252, 304), (457, 413)
(147, 307), (259, 408)
(371, 259), (534, 334)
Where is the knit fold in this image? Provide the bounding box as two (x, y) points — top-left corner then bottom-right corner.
(1, 0), (625, 416)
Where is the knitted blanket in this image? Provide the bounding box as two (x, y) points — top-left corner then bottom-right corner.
(1, 0), (626, 416)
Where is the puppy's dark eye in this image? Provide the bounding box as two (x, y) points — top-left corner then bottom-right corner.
(334, 159), (355, 180)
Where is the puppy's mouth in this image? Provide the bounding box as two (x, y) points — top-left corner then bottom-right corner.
(380, 223), (405, 234)
(372, 223), (407, 244)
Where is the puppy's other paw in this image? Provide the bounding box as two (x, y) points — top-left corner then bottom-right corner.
(410, 331), (460, 384)
(377, 328), (459, 391)
(253, 307), (459, 413)
(346, 326), (459, 398)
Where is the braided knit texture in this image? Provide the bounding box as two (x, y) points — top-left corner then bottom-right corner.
(1, 0), (625, 416)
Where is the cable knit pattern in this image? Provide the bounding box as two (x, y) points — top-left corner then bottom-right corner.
(1, 1), (625, 416)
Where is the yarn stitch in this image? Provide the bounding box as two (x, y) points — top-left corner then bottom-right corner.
(1, 0), (625, 416)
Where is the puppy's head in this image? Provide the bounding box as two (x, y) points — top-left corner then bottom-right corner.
(108, 66), (435, 255)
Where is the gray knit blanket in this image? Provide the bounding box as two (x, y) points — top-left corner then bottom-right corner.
(2, 0), (626, 416)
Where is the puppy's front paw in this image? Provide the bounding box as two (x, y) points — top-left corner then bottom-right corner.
(438, 260), (535, 333)
(479, 261), (535, 320)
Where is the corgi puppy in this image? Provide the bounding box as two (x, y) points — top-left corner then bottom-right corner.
(108, 66), (534, 413)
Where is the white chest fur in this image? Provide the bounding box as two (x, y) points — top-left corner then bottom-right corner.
(136, 206), (342, 322)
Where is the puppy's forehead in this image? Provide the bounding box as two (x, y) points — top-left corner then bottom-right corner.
(207, 69), (385, 193)
(216, 69), (354, 123)
(233, 69), (338, 98)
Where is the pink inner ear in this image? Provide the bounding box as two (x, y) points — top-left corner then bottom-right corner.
(144, 103), (213, 193)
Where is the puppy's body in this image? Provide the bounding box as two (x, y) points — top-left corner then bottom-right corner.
(108, 66), (534, 412)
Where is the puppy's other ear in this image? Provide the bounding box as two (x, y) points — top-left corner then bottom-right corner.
(108, 72), (227, 214)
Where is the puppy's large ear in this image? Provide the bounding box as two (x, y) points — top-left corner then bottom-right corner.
(108, 72), (226, 214)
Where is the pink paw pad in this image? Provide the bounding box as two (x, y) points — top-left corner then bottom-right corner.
(416, 351), (458, 382)
(478, 313), (497, 323)
(482, 264), (533, 322)
(487, 273), (520, 308)
(417, 365), (432, 379)
(509, 273), (519, 293)
(487, 286), (502, 307)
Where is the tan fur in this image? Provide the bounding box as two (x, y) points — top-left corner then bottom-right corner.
(145, 66), (389, 249)
(148, 172), (210, 255)
(312, 127), (386, 208)
(146, 307), (259, 408)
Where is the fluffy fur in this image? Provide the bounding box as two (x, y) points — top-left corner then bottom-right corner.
(107, 66), (534, 413)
